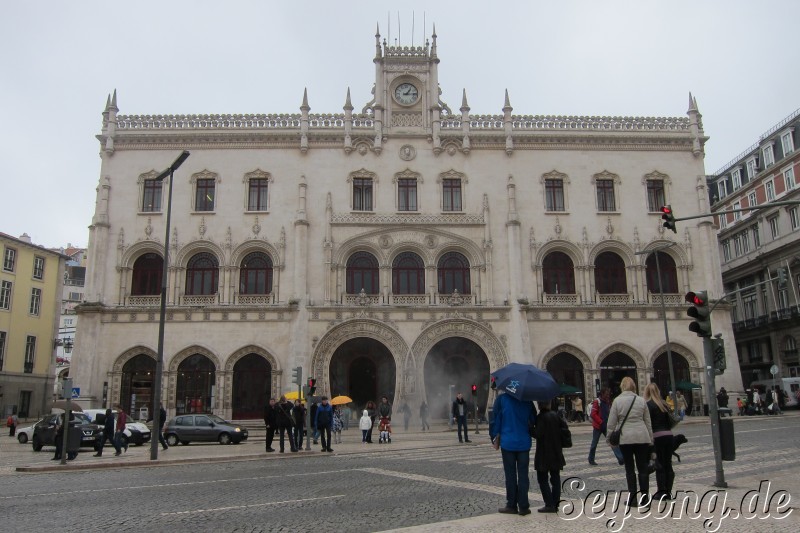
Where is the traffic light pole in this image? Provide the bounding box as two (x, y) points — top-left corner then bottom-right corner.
(702, 336), (727, 488)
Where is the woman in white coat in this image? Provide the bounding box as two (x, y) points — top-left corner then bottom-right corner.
(607, 376), (653, 507)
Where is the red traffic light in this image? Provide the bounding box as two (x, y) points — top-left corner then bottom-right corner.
(471, 384), (478, 395)
(307, 378), (316, 387)
(490, 376), (497, 390)
(660, 205), (672, 215)
(685, 291), (707, 306)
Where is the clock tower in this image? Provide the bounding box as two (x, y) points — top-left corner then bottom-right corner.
(364, 25), (449, 145)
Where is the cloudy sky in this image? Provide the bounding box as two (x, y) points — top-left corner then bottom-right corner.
(2, 0), (798, 249)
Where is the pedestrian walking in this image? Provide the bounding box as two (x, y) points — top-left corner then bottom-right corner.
(342, 405), (351, 430)
(263, 397), (277, 452)
(533, 400), (566, 513)
(607, 376), (653, 508)
(452, 392), (471, 443)
(293, 399), (306, 450)
(400, 401), (412, 431)
(644, 383), (674, 501)
(587, 388), (624, 466)
(94, 408), (118, 456)
(359, 409), (371, 443)
(489, 391), (537, 516)
(157, 403), (169, 450)
(315, 396), (334, 452)
(419, 401), (430, 431)
(310, 400), (320, 444)
(676, 392), (687, 420)
(716, 387), (729, 409)
(114, 405), (128, 456)
(276, 395), (297, 452)
(365, 400), (377, 443)
(7, 413), (18, 437)
(571, 396), (584, 423)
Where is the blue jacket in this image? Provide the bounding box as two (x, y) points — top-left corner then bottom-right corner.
(489, 393), (537, 452)
(314, 402), (333, 428)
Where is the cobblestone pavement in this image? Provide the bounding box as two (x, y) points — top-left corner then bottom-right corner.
(0, 413), (798, 532)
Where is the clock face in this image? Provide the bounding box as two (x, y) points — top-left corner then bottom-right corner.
(394, 83), (419, 105)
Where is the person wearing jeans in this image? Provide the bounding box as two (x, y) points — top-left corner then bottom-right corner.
(588, 388), (624, 465)
(490, 392), (537, 516)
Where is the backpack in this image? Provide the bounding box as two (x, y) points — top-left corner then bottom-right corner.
(6, 415), (13, 427)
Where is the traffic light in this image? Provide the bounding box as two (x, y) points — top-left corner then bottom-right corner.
(777, 268), (788, 288)
(490, 376), (497, 390)
(686, 290), (712, 337)
(471, 384), (478, 396)
(711, 337), (726, 375)
(661, 205), (677, 233)
(291, 366), (303, 387)
(307, 378), (317, 396)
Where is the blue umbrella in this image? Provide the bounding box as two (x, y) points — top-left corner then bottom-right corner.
(491, 363), (560, 402)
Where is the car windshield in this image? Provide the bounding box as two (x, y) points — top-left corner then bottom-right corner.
(74, 413), (92, 424)
(207, 415), (228, 424)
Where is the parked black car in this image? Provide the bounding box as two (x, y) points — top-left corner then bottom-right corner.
(163, 414), (248, 445)
(31, 413), (103, 451)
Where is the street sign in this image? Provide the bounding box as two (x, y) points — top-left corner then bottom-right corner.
(71, 388), (80, 399)
(770, 365), (779, 376)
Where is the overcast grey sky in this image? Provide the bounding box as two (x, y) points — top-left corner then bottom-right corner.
(2, 0), (798, 249)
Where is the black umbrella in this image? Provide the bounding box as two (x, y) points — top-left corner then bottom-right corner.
(491, 363), (560, 402)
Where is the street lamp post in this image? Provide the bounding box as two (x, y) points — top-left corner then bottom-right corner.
(636, 243), (679, 411)
(149, 151), (190, 461)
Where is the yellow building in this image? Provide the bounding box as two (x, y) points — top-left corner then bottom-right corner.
(1, 232), (68, 418)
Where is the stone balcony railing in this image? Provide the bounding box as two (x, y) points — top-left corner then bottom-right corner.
(127, 295), (161, 306)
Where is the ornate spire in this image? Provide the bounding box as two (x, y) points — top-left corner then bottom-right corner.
(375, 23), (382, 58)
(431, 24), (438, 58)
(460, 89), (470, 112)
(301, 88), (310, 111)
(503, 89), (512, 112)
(688, 91), (697, 113)
(110, 89), (118, 111)
(344, 87), (353, 111)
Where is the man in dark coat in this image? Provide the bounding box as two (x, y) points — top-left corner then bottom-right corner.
(314, 396), (334, 452)
(534, 401), (566, 513)
(263, 398), (277, 452)
(276, 395), (297, 453)
(94, 408), (118, 457)
(157, 404), (169, 450)
(293, 400), (306, 450)
(452, 393), (471, 443)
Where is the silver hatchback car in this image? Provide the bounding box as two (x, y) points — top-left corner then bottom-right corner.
(163, 414), (248, 445)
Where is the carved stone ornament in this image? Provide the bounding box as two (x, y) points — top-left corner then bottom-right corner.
(399, 144), (416, 161)
(425, 234), (437, 248)
(379, 235), (393, 249)
(145, 218), (153, 238)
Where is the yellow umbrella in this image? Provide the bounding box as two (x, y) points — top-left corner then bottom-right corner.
(330, 395), (353, 406)
(284, 390), (305, 401)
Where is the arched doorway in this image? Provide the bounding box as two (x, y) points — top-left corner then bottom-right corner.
(120, 354), (155, 419)
(329, 338), (396, 410)
(653, 351), (693, 411)
(546, 352), (586, 396)
(600, 352), (637, 397)
(176, 354), (216, 415)
(232, 353), (271, 419)
(424, 337), (490, 419)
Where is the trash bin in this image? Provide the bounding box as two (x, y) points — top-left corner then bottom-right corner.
(719, 417), (735, 461)
(139, 407), (149, 422)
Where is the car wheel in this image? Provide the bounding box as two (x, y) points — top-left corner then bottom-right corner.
(218, 433), (232, 445)
(32, 435), (43, 452)
(17, 433), (28, 444)
(165, 434), (179, 447)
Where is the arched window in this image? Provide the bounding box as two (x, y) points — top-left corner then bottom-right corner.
(437, 252), (471, 294)
(392, 252), (425, 294)
(131, 253), (163, 295)
(185, 253), (219, 295)
(542, 252), (575, 294)
(175, 354), (215, 415)
(239, 252), (273, 294)
(346, 252), (379, 294)
(646, 251), (678, 293)
(594, 251), (627, 294)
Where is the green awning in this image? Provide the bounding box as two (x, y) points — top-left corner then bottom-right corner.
(675, 380), (701, 390)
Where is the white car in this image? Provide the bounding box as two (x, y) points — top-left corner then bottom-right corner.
(16, 418), (43, 444)
(83, 409), (152, 447)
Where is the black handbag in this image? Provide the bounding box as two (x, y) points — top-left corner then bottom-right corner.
(608, 398), (636, 447)
(560, 418), (573, 448)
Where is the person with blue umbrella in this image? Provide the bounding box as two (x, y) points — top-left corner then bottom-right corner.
(489, 363), (558, 516)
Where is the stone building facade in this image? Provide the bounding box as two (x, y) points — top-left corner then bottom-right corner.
(71, 30), (742, 420)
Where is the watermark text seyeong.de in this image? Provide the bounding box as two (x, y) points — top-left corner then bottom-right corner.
(559, 478), (793, 532)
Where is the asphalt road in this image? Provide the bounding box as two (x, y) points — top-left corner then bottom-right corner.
(1, 415), (798, 532)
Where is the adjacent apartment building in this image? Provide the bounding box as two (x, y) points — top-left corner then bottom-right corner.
(708, 108), (800, 389)
(71, 29), (742, 421)
(0, 232), (68, 418)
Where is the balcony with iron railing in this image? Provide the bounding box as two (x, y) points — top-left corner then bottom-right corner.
(733, 306), (800, 332)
